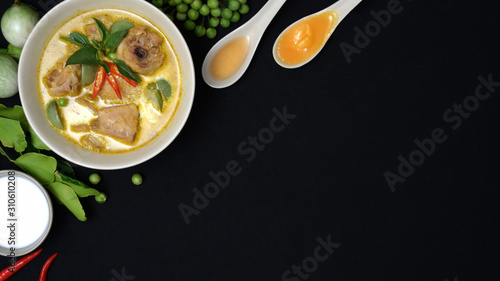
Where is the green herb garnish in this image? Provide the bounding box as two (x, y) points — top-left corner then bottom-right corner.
(113, 59), (141, 83)
(61, 18), (139, 82)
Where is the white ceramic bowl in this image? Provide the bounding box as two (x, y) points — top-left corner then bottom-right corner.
(19, 0), (195, 170)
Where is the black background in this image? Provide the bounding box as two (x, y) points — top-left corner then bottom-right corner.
(0, 0), (499, 280)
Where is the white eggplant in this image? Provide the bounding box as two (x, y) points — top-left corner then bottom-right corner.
(1, 0), (39, 48)
(0, 54), (18, 98)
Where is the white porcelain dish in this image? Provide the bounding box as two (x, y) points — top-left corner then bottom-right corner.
(19, 0), (195, 170)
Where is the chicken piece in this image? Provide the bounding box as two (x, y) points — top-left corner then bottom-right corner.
(80, 134), (106, 151)
(91, 104), (139, 143)
(85, 24), (101, 41)
(71, 124), (91, 132)
(97, 75), (142, 102)
(116, 26), (165, 75)
(45, 60), (82, 96)
(76, 97), (98, 115)
(84, 16), (113, 41)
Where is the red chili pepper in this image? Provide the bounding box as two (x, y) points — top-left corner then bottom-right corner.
(92, 66), (106, 99)
(106, 74), (122, 100)
(105, 62), (137, 87)
(39, 253), (58, 281)
(0, 248), (42, 280)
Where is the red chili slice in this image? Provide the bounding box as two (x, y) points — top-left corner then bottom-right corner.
(106, 74), (122, 100)
(105, 62), (137, 87)
(92, 66), (106, 99)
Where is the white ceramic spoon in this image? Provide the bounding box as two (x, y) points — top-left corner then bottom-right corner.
(273, 0), (362, 69)
(202, 0), (287, 89)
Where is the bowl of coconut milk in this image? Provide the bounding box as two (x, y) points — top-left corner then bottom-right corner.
(0, 170), (53, 257)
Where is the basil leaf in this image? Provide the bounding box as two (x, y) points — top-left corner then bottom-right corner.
(70, 32), (91, 47)
(65, 47), (99, 66)
(92, 39), (102, 50)
(97, 60), (110, 73)
(93, 17), (108, 41)
(14, 153), (57, 185)
(109, 19), (134, 34)
(104, 29), (129, 54)
(61, 32), (92, 48)
(46, 182), (87, 221)
(0, 117), (27, 153)
(113, 59), (141, 83)
(61, 37), (85, 47)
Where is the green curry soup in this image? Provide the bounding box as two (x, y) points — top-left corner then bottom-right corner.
(38, 9), (182, 153)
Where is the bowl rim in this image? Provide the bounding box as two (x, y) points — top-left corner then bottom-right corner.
(19, 0), (195, 170)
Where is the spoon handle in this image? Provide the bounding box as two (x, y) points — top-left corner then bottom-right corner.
(247, 0), (287, 30)
(329, 0), (363, 21)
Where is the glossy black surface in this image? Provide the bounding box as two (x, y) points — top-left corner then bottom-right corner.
(0, 0), (499, 280)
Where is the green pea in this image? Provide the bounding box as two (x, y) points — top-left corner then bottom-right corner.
(177, 3), (189, 13)
(108, 52), (117, 60)
(190, 0), (202, 10)
(199, 4), (210, 16)
(95, 192), (107, 203)
(239, 4), (249, 14)
(222, 8), (233, 19)
(207, 0), (219, 9)
(209, 17), (220, 28)
(187, 9), (199, 21)
(211, 7), (221, 17)
(132, 173), (143, 185)
(206, 27), (217, 39)
(152, 0), (164, 8)
(184, 19), (196, 31)
(58, 98), (68, 107)
(89, 173), (101, 185)
(220, 18), (231, 28)
(228, 0), (240, 11)
(230, 11), (240, 23)
(176, 12), (187, 21)
(194, 25), (206, 37)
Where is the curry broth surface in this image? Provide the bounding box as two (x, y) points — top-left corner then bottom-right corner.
(38, 9), (182, 153)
